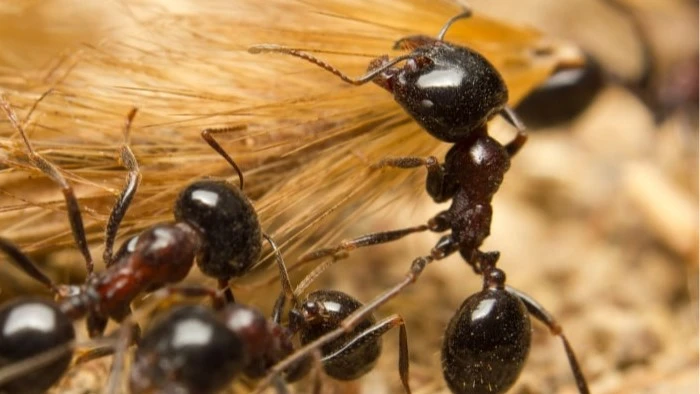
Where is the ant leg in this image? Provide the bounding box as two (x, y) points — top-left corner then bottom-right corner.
(321, 314), (411, 394)
(500, 106), (528, 157)
(86, 312), (109, 339)
(75, 323), (140, 364)
(103, 108), (141, 267)
(298, 224), (431, 265)
(371, 156), (456, 202)
(0, 238), (60, 294)
(251, 235), (458, 394)
(200, 126), (246, 190)
(152, 284), (228, 310)
(105, 320), (136, 394)
(218, 278), (235, 304)
(506, 286), (590, 394)
(371, 156), (440, 172)
(248, 45), (416, 86)
(263, 233), (299, 306)
(0, 95), (94, 274)
(294, 211), (449, 278)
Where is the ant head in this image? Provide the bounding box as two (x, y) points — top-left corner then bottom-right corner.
(372, 42), (508, 143)
(296, 290), (382, 381)
(174, 180), (262, 281)
(248, 10), (509, 144)
(297, 290), (373, 335)
(0, 298), (75, 393)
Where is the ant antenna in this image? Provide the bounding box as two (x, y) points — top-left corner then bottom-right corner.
(0, 238), (60, 294)
(436, 8), (473, 40)
(293, 253), (347, 297)
(103, 108), (141, 266)
(201, 127), (246, 190)
(248, 45), (416, 86)
(262, 233), (300, 307)
(0, 92), (94, 273)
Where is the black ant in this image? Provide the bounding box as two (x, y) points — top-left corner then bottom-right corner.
(517, 0), (697, 127)
(0, 92), (292, 392)
(129, 250), (410, 393)
(249, 8), (590, 394)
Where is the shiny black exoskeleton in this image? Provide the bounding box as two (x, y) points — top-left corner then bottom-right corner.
(0, 299), (75, 394)
(441, 268), (589, 394)
(441, 269), (530, 394)
(292, 290), (393, 382)
(369, 41), (508, 143)
(249, 8), (590, 394)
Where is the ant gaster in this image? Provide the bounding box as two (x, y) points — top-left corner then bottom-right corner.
(249, 8), (590, 394)
(0, 93), (284, 392)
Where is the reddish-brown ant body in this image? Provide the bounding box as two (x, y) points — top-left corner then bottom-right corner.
(250, 8), (590, 394)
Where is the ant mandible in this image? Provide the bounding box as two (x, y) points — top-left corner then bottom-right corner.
(0, 92), (294, 392)
(249, 7), (590, 394)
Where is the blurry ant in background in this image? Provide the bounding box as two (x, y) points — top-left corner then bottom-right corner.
(251, 7), (589, 394)
(126, 232), (410, 394)
(516, 0), (699, 128)
(0, 92), (292, 392)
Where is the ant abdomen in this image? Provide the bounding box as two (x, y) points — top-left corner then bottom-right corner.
(130, 305), (247, 394)
(373, 44), (508, 143)
(297, 290), (381, 380)
(441, 272), (531, 394)
(174, 180), (262, 279)
(0, 298), (75, 394)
